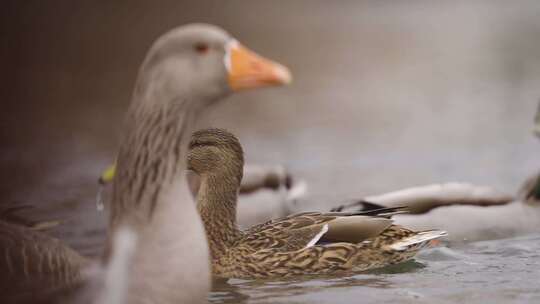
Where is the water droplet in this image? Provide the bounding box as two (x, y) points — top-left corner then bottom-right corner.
(96, 184), (105, 212)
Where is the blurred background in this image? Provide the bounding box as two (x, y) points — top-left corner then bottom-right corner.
(1, 0), (540, 256)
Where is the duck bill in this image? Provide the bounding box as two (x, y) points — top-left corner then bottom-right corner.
(226, 40), (292, 91)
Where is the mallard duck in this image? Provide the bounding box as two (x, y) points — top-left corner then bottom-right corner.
(0, 205), (89, 300)
(330, 102), (540, 243)
(330, 182), (535, 243)
(1, 23), (291, 303)
(385, 174), (540, 243)
(331, 182), (514, 215)
(97, 163), (306, 228)
(187, 128), (446, 279)
(330, 182), (539, 244)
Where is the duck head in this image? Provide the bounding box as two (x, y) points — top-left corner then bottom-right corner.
(187, 128), (244, 185)
(187, 128), (245, 259)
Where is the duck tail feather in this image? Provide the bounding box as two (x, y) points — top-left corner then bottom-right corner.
(355, 201), (388, 211)
(329, 200), (408, 216)
(387, 230), (448, 252)
(329, 199), (365, 212)
(350, 205), (409, 218)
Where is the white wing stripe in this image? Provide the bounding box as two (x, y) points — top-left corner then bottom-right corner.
(304, 224), (329, 249)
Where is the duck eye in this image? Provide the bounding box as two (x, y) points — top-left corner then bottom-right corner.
(194, 43), (209, 54)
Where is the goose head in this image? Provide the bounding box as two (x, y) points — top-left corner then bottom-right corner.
(113, 23), (291, 218)
(133, 23), (291, 112)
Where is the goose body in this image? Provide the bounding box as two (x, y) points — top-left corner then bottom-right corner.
(188, 129), (446, 279)
(1, 23), (291, 303)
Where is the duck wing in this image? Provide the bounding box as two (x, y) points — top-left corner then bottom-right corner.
(331, 183), (514, 214)
(241, 207), (402, 252)
(0, 220), (89, 298)
(0, 202), (60, 231)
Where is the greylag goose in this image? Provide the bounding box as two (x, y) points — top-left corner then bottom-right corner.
(187, 128), (446, 279)
(1, 23), (291, 303)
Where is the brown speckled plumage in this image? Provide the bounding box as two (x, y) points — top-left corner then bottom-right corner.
(189, 129), (447, 279)
(0, 220), (89, 298)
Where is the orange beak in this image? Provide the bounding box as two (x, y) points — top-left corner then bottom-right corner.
(226, 40), (292, 91)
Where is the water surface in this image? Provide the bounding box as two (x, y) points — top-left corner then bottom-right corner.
(210, 235), (540, 304)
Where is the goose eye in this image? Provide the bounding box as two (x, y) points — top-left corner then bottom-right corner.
(194, 43), (209, 54)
